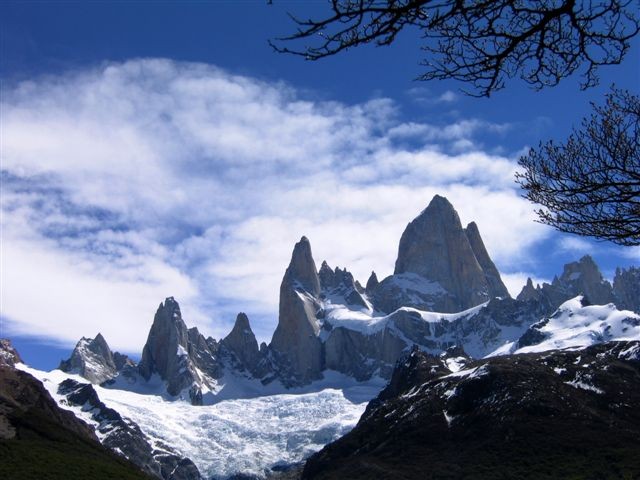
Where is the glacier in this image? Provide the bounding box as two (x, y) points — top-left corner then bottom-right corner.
(18, 364), (384, 479)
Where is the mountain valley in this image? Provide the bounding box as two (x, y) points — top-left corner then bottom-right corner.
(3, 195), (640, 479)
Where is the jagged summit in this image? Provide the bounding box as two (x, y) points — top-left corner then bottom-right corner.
(59, 333), (119, 384)
(318, 261), (368, 308)
(137, 297), (222, 404)
(614, 266), (640, 313)
(138, 298), (189, 383)
(270, 237), (324, 386)
(285, 236), (321, 296)
(464, 221), (510, 299)
(55, 203), (640, 402)
(365, 271), (379, 294)
(374, 195), (509, 313)
(221, 312), (261, 375)
(517, 255), (615, 313)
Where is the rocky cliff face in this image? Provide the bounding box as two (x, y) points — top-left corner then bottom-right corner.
(373, 195), (509, 313)
(138, 297), (221, 404)
(613, 266), (640, 313)
(220, 312), (261, 376)
(365, 271), (379, 295)
(270, 237), (324, 386)
(59, 334), (122, 384)
(0, 338), (22, 367)
(517, 255), (615, 313)
(319, 261), (368, 309)
(464, 221), (510, 299)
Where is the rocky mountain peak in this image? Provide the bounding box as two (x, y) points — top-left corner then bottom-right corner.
(286, 236), (321, 296)
(137, 297), (222, 404)
(0, 339), (22, 367)
(232, 312), (251, 332)
(138, 298), (190, 383)
(365, 271), (379, 294)
(517, 277), (542, 302)
(90, 333), (113, 360)
(270, 238), (324, 386)
(318, 262), (368, 309)
(377, 195), (505, 313)
(558, 255), (601, 283)
(59, 334), (118, 384)
(464, 221), (510, 299)
(221, 313), (260, 375)
(318, 260), (334, 289)
(613, 266), (640, 313)
(545, 255), (614, 307)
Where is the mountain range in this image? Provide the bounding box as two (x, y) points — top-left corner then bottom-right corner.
(3, 195), (639, 479)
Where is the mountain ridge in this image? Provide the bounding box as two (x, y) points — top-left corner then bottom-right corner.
(58, 196), (640, 403)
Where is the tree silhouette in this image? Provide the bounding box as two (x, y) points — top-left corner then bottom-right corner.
(516, 88), (640, 246)
(271, 0), (638, 97)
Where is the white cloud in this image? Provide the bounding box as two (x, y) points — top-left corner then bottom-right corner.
(437, 90), (458, 103)
(0, 229), (206, 354)
(558, 237), (595, 254)
(1, 59), (551, 350)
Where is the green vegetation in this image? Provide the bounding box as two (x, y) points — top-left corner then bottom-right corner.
(0, 408), (151, 480)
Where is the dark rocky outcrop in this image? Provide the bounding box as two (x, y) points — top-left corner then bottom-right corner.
(0, 338), (22, 367)
(303, 342), (640, 480)
(319, 262), (368, 308)
(365, 272), (379, 295)
(0, 340), (151, 479)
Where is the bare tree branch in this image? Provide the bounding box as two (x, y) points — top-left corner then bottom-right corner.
(271, 0), (639, 97)
(516, 88), (640, 245)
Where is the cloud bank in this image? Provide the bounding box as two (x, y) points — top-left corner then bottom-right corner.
(1, 59), (551, 352)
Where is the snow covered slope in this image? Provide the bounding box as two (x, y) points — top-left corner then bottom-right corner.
(18, 364), (383, 479)
(488, 296), (640, 357)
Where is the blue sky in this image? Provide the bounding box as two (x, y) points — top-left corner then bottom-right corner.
(1, 1), (639, 370)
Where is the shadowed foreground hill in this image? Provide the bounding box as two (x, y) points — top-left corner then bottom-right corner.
(302, 342), (640, 480)
(0, 343), (151, 480)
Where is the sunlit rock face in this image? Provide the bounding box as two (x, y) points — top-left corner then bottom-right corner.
(374, 195), (509, 313)
(220, 312), (261, 376)
(270, 237), (324, 387)
(59, 333), (119, 384)
(138, 297), (221, 404)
